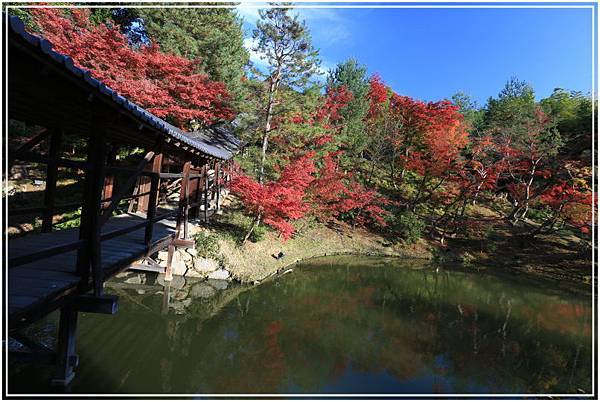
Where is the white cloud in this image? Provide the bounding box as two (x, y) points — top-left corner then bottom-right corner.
(293, 7), (351, 46)
(235, 2), (264, 26)
(237, 4), (351, 46)
(243, 37), (269, 71)
(238, 4), (349, 79)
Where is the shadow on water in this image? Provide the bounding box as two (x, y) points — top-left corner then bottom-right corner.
(7, 256), (594, 395)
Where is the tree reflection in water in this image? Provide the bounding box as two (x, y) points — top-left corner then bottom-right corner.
(8, 256), (592, 395)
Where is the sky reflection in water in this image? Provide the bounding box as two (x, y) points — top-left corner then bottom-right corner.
(8, 256), (592, 395)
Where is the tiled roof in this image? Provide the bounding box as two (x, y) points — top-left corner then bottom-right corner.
(7, 14), (242, 160)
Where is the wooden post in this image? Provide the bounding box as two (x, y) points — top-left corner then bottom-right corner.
(215, 161), (221, 211)
(127, 181), (140, 213)
(41, 128), (63, 233)
(144, 173), (159, 247)
(184, 172), (190, 239)
(193, 166), (202, 219)
(139, 152), (162, 213)
(76, 113), (108, 295)
(51, 307), (78, 387)
(210, 160), (216, 201)
(203, 163), (209, 222)
(164, 161), (191, 282)
(101, 145), (117, 210)
(89, 122), (108, 297)
(164, 243), (175, 282)
(178, 161), (191, 240)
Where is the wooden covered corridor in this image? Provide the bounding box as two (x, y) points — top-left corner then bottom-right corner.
(5, 14), (243, 386)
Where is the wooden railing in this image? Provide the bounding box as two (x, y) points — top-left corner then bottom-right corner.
(9, 144), (232, 291)
(8, 150), (169, 296)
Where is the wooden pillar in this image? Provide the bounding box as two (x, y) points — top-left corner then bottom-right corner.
(51, 307), (78, 387)
(165, 161), (190, 282)
(137, 153), (163, 213)
(101, 145), (117, 210)
(203, 162), (209, 222)
(181, 161), (191, 239)
(144, 173), (159, 247)
(210, 160), (216, 201)
(76, 114), (108, 295)
(41, 128), (63, 233)
(164, 243), (175, 282)
(215, 161), (221, 211)
(193, 165), (202, 219)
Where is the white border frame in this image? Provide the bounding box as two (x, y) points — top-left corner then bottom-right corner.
(2, 0), (597, 399)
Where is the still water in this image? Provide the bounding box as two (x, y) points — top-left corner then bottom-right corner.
(8, 256), (592, 395)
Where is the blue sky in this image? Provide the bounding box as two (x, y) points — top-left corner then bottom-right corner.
(236, 3), (595, 106)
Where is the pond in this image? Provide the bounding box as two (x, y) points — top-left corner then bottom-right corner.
(8, 256), (593, 395)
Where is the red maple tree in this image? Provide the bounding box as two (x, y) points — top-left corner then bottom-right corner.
(31, 8), (233, 128)
(230, 153), (316, 240)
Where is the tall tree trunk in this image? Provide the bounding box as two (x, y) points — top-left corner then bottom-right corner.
(243, 212), (262, 244)
(399, 147), (409, 181)
(259, 72), (280, 184)
(519, 158), (539, 220)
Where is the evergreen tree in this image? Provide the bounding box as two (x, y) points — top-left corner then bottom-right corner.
(252, 4), (320, 183)
(135, 7), (249, 104)
(483, 77), (536, 133)
(451, 92), (484, 136)
(326, 58), (370, 157)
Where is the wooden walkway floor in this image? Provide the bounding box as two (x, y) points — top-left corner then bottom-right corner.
(8, 214), (177, 326)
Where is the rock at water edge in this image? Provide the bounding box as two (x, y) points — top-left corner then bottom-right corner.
(194, 257), (219, 273)
(207, 269), (230, 281)
(207, 278), (229, 290)
(190, 282), (217, 299)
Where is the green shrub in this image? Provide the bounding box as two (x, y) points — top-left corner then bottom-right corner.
(526, 206), (552, 223)
(390, 211), (426, 245)
(248, 224), (267, 243)
(194, 231), (220, 259)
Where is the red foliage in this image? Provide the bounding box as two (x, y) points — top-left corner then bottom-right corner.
(31, 8), (233, 128)
(308, 153), (349, 219)
(336, 182), (390, 227)
(401, 100), (468, 178)
(309, 152), (389, 227)
(367, 74), (389, 119)
(230, 153), (316, 239)
(232, 150), (390, 238)
(540, 180), (592, 233)
(315, 85), (354, 125)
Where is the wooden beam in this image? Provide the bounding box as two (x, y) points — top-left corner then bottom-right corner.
(173, 238), (194, 248)
(129, 263), (164, 274)
(71, 294), (118, 315)
(8, 239), (85, 269)
(8, 128), (49, 168)
(51, 307), (78, 387)
(10, 150), (90, 169)
(99, 151), (155, 225)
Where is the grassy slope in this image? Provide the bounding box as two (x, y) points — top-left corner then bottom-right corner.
(206, 196), (592, 295)
(203, 198), (433, 283)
